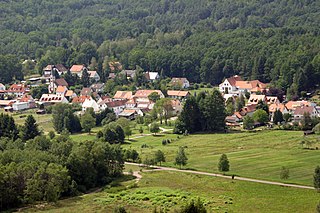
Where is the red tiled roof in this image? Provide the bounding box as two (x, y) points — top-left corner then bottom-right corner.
(55, 78), (68, 87)
(72, 95), (91, 103)
(134, 90), (163, 98)
(114, 91), (133, 99)
(167, 90), (190, 97)
(106, 100), (127, 108)
(70, 65), (85, 72)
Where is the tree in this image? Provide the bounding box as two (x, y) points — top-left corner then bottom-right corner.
(179, 198), (207, 213)
(154, 150), (166, 166)
(81, 69), (90, 87)
(123, 126), (132, 140)
(283, 113), (292, 122)
(155, 98), (174, 125)
(52, 104), (82, 133)
(148, 92), (160, 103)
(139, 126), (144, 135)
(175, 147), (188, 169)
(218, 154), (230, 172)
(314, 166), (320, 192)
(243, 115), (254, 130)
(115, 125), (125, 143)
(22, 115), (40, 141)
(150, 122), (160, 135)
(252, 109), (269, 125)
(273, 109), (284, 124)
(81, 112), (96, 134)
(301, 112), (313, 130)
(280, 166), (289, 180)
(256, 100), (269, 114)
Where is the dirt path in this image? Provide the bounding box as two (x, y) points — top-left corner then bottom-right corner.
(124, 171), (142, 183)
(130, 127), (173, 139)
(125, 162), (314, 190)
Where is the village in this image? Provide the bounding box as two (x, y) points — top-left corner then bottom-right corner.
(0, 62), (319, 132)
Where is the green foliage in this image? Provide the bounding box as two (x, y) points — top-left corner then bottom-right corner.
(218, 154), (230, 172)
(48, 131), (55, 139)
(0, 113), (18, 140)
(52, 103), (82, 133)
(253, 109), (269, 124)
(30, 84), (49, 99)
(243, 115), (254, 130)
(22, 115), (40, 141)
(154, 150), (166, 166)
(179, 198), (207, 213)
(113, 206), (127, 213)
(280, 166), (290, 180)
(273, 109), (284, 124)
(175, 147), (188, 169)
(150, 122), (160, 135)
(314, 166), (320, 191)
(80, 111), (96, 133)
(148, 92), (161, 103)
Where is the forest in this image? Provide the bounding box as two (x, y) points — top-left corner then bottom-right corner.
(0, 0), (320, 96)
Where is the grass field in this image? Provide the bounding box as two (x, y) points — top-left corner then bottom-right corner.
(21, 169), (320, 213)
(123, 130), (320, 186)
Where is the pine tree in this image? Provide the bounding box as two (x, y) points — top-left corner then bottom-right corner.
(22, 115), (40, 141)
(218, 154), (230, 172)
(81, 69), (90, 87)
(273, 109), (284, 124)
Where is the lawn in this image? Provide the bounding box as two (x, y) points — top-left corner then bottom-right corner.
(123, 130), (320, 186)
(20, 169), (320, 213)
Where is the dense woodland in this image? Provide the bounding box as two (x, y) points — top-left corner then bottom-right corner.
(0, 0), (320, 97)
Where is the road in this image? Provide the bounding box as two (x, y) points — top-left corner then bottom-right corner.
(125, 162), (314, 190)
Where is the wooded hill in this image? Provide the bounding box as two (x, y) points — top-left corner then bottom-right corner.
(0, 0), (319, 95)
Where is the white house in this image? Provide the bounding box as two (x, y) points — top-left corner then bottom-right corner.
(145, 72), (160, 82)
(293, 106), (319, 122)
(170, 78), (190, 88)
(39, 94), (69, 104)
(88, 71), (100, 82)
(12, 102), (29, 111)
(134, 90), (165, 103)
(219, 75), (242, 94)
(70, 65), (88, 77)
(102, 100), (127, 116)
(82, 98), (100, 112)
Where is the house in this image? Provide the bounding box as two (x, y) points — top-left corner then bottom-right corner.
(0, 100), (15, 108)
(12, 102), (29, 111)
(285, 101), (315, 113)
(293, 106), (319, 122)
(167, 90), (190, 100)
(43, 64), (68, 77)
(70, 65), (88, 77)
(171, 99), (183, 115)
(65, 90), (77, 101)
(247, 95), (266, 105)
(0, 83), (5, 92)
(7, 84), (29, 97)
(56, 86), (68, 96)
(125, 98), (137, 109)
(134, 90), (165, 103)
(145, 72), (160, 82)
(239, 104), (257, 117)
(108, 73), (116, 79)
(19, 94), (36, 109)
(91, 83), (105, 93)
(266, 96), (280, 105)
(269, 103), (289, 122)
(120, 70), (136, 79)
(48, 78), (69, 93)
(80, 88), (93, 96)
(72, 95), (92, 104)
(88, 71), (100, 82)
(39, 94), (69, 105)
(170, 78), (190, 88)
(97, 95), (112, 104)
(82, 98), (100, 112)
(219, 75), (242, 94)
(226, 112), (242, 126)
(219, 75), (268, 95)
(103, 100), (127, 116)
(113, 91), (133, 100)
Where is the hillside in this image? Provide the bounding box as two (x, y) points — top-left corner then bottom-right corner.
(0, 0), (319, 93)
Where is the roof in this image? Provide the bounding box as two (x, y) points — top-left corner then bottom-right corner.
(226, 75), (242, 86)
(248, 95), (266, 104)
(55, 78), (68, 87)
(91, 83), (104, 90)
(80, 88), (92, 96)
(120, 70), (136, 78)
(239, 104), (257, 116)
(82, 99), (99, 109)
(72, 95), (91, 103)
(39, 94), (67, 103)
(0, 100), (15, 106)
(88, 71), (99, 78)
(269, 103), (287, 113)
(114, 91), (133, 100)
(171, 99), (181, 107)
(266, 96), (278, 105)
(119, 109), (136, 116)
(134, 90), (163, 98)
(106, 100), (127, 108)
(235, 80), (268, 90)
(285, 101), (312, 110)
(234, 112), (242, 119)
(70, 65), (85, 72)
(56, 86), (67, 93)
(145, 72), (159, 80)
(167, 90), (190, 97)
(55, 64), (68, 72)
(108, 73), (116, 79)
(65, 90), (74, 97)
(43, 65), (53, 71)
(109, 61), (122, 71)
(294, 106), (316, 116)
(171, 77), (189, 85)
(20, 94), (34, 102)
